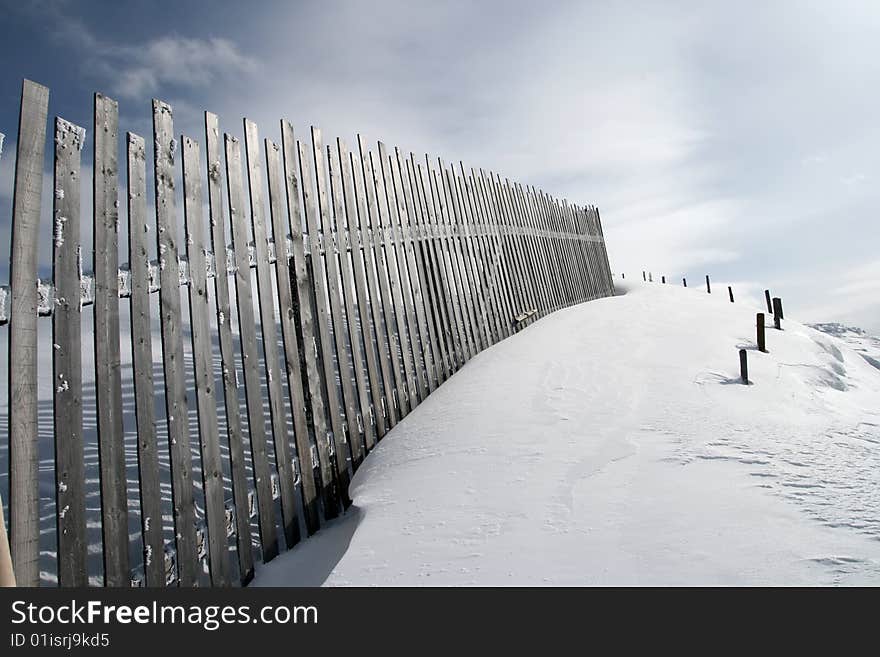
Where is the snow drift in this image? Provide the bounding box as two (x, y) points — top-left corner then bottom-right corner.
(254, 280), (880, 586)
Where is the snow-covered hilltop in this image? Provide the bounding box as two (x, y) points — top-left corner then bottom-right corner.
(254, 281), (880, 586)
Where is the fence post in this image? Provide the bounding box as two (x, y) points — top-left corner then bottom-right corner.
(774, 297), (784, 320)
(683, 277), (687, 287)
(765, 289), (772, 314)
(739, 349), (749, 384)
(773, 297), (783, 329)
(705, 275), (711, 293)
(642, 270), (646, 281)
(728, 286), (734, 303)
(661, 275), (665, 284)
(648, 272), (653, 282)
(8, 79), (49, 587)
(757, 313), (767, 352)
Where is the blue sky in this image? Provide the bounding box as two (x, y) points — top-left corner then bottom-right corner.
(1, 0), (878, 332)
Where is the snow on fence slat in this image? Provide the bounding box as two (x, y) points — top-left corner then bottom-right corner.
(126, 131), (165, 587)
(1, 80), (615, 587)
(206, 113), (254, 583)
(152, 100), (199, 586)
(243, 120), (299, 554)
(182, 134), (230, 587)
(225, 132), (279, 563)
(52, 116), (88, 587)
(265, 134), (319, 537)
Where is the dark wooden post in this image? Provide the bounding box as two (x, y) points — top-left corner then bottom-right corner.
(728, 286), (734, 302)
(661, 275), (666, 284)
(757, 313), (767, 352)
(765, 289), (772, 314)
(642, 270), (646, 281)
(739, 349), (749, 384)
(773, 297), (782, 329)
(648, 272), (653, 282)
(682, 277), (687, 287)
(705, 275), (711, 293)
(621, 272), (625, 279)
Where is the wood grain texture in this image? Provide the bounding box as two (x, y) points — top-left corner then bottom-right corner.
(376, 143), (419, 411)
(243, 119), (299, 549)
(224, 132), (279, 561)
(350, 142), (398, 434)
(205, 113), (254, 582)
(301, 129), (352, 503)
(93, 93), (129, 586)
(265, 135), (319, 535)
(358, 136), (405, 423)
(126, 132), (165, 587)
(324, 141), (366, 466)
(52, 117), (87, 587)
(8, 80), (48, 586)
(329, 139), (376, 458)
(281, 122), (341, 519)
(339, 139), (387, 445)
(389, 147), (434, 396)
(181, 135), (230, 586)
(409, 157), (452, 381)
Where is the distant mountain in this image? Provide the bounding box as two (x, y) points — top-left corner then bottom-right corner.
(810, 323), (880, 370)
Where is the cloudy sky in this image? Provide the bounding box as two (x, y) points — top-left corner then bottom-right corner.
(1, 0), (878, 332)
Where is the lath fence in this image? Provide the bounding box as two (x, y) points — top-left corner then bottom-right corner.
(0, 79), (614, 587)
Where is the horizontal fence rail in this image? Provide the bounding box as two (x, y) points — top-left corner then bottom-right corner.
(0, 79), (615, 587)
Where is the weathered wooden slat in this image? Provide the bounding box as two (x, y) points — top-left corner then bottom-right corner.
(152, 100), (198, 585)
(52, 117), (87, 587)
(408, 156), (452, 381)
(460, 167), (503, 345)
(328, 140), (376, 459)
(92, 93), (129, 587)
(126, 132), (165, 587)
(415, 161), (457, 377)
(503, 176), (540, 321)
(428, 160), (470, 364)
(515, 182), (549, 317)
(528, 186), (560, 314)
(281, 122), (341, 518)
(243, 120), (299, 549)
(205, 113), (254, 582)
(376, 143), (420, 410)
(181, 135), (230, 586)
(475, 169), (515, 339)
(224, 132), (279, 560)
(358, 136), (406, 422)
(390, 147), (435, 395)
(489, 173), (528, 324)
(449, 168), (491, 350)
(339, 140), (387, 445)
(324, 141), (366, 466)
(399, 152), (441, 390)
(438, 163), (480, 356)
(301, 128), (352, 501)
(351, 141), (398, 433)
(8, 79), (48, 587)
(265, 135), (320, 535)
(537, 190), (565, 311)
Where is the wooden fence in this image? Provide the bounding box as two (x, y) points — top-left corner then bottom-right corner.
(0, 79), (614, 587)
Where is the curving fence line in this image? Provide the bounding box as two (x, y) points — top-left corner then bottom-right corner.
(0, 79), (614, 587)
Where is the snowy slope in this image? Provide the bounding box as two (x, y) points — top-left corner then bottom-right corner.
(810, 323), (880, 371)
(257, 280), (880, 585)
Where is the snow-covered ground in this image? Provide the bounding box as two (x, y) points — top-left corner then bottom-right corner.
(254, 280), (880, 586)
